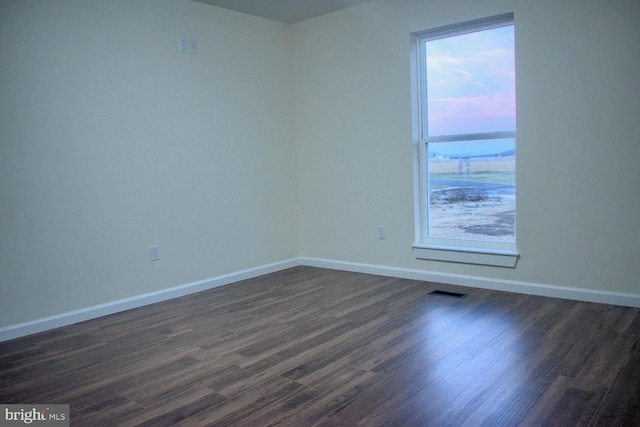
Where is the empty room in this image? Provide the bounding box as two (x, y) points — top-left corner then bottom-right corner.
(1, 0), (639, 425)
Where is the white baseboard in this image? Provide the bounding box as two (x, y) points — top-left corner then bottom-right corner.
(3, 256), (638, 342)
(0, 258), (300, 343)
(299, 257), (640, 308)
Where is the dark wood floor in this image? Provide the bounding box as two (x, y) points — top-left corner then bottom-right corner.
(1, 266), (639, 426)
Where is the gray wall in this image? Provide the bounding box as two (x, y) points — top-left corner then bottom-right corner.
(0, 0), (298, 327)
(2, 0), (639, 329)
(293, 0), (640, 294)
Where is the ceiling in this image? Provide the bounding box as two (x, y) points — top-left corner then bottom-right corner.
(191, 0), (374, 24)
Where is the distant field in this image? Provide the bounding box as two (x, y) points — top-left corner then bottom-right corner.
(429, 155), (515, 175)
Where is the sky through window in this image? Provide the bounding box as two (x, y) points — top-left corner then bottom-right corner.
(425, 25), (515, 138)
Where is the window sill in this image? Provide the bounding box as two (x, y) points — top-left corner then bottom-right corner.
(413, 244), (519, 268)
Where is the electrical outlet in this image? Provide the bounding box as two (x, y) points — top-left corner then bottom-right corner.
(150, 245), (160, 261)
(179, 38), (198, 55)
(378, 225), (386, 240)
(187, 39), (198, 55)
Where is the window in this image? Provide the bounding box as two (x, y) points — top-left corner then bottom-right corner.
(411, 13), (518, 267)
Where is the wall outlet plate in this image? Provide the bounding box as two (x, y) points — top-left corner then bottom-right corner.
(150, 245), (160, 261)
(180, 38), (198, 55)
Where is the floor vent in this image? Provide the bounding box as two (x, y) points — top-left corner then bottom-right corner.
(429, 290), (468, 299)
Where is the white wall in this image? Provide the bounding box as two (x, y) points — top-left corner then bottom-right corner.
(2, 0), (639, 331)
(0, 0), (297, 327)
(293, 0), (640, 295)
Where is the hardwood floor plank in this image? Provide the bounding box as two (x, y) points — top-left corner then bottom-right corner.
(125, 388), (228, 427)
(572, 331), (633, 391)
(54, 353), (205, 412)
(122, 355), (240, 407)
(1, 266), (639, 426)
(478, 340), (575, 426)
(589, 337), (640, 425)
(176, 375), (307, 426)
(424, 347), (523, 426)
(263, 370), (382, 427)
(543, 385), (595, 426)
(72, 394), (145, 426)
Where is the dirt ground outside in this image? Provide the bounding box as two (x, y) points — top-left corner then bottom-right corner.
(428, 155), (515, 242)
(429, 196), (515, 242)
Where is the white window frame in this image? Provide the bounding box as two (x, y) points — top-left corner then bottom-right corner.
(411, 13), (519, 267)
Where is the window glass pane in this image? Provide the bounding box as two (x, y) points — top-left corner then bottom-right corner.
(425, 25), (515, 136)
(427, 138), (515, 242)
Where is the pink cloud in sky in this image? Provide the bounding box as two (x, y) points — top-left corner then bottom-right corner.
(428, 93), (515, 135)
(425, 25), (515, 136)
